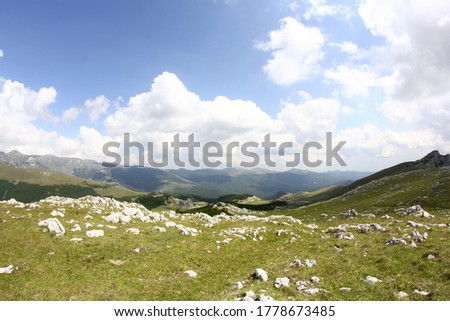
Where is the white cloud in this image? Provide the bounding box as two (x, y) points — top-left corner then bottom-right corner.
(277, 97), (340, 142)
(84, 95), (110, 122)
(0, 79), (57, 122)
(288, 1), (300, 12)
(62, 107), (80, 123)
(303, 0), (353, 21)
(255, 17), (325, 85)
(0, 50), (3, 58)
(358, 0), (450, 140)
(324, 64), (386, 98)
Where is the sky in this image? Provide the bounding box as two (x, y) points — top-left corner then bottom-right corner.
(0, 0), (449, 172)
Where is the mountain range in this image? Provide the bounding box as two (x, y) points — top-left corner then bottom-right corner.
(0, 150), (371, 198)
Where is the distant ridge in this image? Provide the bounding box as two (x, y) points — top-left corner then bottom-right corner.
(281, 150), (450, 205)
(0, 150), (371, 198)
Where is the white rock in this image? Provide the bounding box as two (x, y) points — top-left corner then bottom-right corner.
(244, 290), (256, 299)
(71, 224), (81, 232)
(133, 248), (140, 253)
(411, 230), (424, 242)
(410, 241), (418, 248)
(254, 268), (269, 282)
(364, 276), (382, 284)
(414, 289), (429, 296)
(86, 230), (104, 238)
(85, 223), (93, 228)
(84, 214), (93, 219)
(107, 225), (117, 229)
(258, 294), (275, 301)
(305, 259), (317, 268)
(274, 277), (290, 288)
(0, 265), (14, 274)
(234, 281), (244, 289)
(385, 237), (407, 245)
(302, 288), (320, 295)
(165, 221), (177, 228)
(70, 238), (83, 243)
(427, 254), (437, 260)
(38, 218), (65, 236)
(154, 226), (167, 233)
(339, 287), (352, 291)
(242, 296), (254, 301)
(50, 210), (65, 217)
(290, 259), (302, 267)
(310, 276), (320, 283)
(184, 270), (198, 278)
(126, 228), (140, 235)
(397, 291), (408, 298)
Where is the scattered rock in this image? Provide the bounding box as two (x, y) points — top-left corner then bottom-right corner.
(339, 287), (352, 291)
(397, 291), (408, 298)
(407, 221), (424, 227)
(84, 214), (93, 220)
(126, 228), (140, 235)
(258, 294), (274, 301)
(133, 248), (140, 253)
(254, 268), (269, 282)
(38, 218), (65, 236)
(302, 288), (321, 295)
(336, 231), (355, 240)
(50, 210), (65, 217)
(242, 290), (256, 301)
(71, 224), (81, 232)
(399, 205), (434, 218)
(411, 230), (424, 243)
(109, 259), (126, 266)
(410, 241), (418, 248)
(364, 276), (382, 284)
(385, 237), (407, 245)
(276, 229), (288, 236)
(154, 226), (167, 233)
(414, 289), (429, 296)
(274, 277), (290, 288)
(427, 253), (437, 260)
(310, 276), (320, 284)
(0, 265), (14, 274)
(291, 259), (302, 267)
(305, 259), (317, 268)
(344, 209), (358, 219)
(233, 281), (244, 290)
(184, 270), (198, 278)
(86, 230), (104, 238)
(70, 238), (83, 243)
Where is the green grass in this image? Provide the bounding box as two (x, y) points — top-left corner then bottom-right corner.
(0, 193), (448, 300)
(0, 162), (143, 202)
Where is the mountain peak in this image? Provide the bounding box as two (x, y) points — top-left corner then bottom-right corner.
(415, 150), (450, 169)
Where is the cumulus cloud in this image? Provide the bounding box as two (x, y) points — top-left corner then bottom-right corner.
(358, 0), (450, 140)
(324, 64), (386, 98)
(0, 79), (58, 123)
(277, 97), (340, 142)
(255, 17), (325, 85)
(84, 95), (110, 122)
(62, 107), (81, 123)
(0, 49), (3, 58)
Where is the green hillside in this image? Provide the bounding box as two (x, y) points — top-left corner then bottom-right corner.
(0, 162), (142, 202)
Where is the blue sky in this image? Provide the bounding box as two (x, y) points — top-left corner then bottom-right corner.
(0, 0), (449, 171)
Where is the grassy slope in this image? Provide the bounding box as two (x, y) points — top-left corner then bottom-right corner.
(0, 162), (142, 201)
(0, 166), (448, 301)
